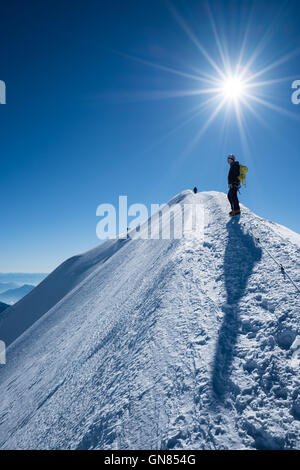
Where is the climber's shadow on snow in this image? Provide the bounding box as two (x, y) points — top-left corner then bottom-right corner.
(212, 216), (262, 400)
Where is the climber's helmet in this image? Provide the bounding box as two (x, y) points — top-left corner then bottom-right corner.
(227, 154), (236, 164)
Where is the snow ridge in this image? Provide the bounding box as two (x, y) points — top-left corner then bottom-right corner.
(0, 191), (299, 450)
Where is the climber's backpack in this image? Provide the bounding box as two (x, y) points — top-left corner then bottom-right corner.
(238, 164), (248, 187)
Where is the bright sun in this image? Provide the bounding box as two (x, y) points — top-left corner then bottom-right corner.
(119, 2), (300, 157)
(222, 77), (245, 100)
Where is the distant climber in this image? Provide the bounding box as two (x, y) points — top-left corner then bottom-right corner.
(193, 187), (198, 194)
(227, 154), (241, 216)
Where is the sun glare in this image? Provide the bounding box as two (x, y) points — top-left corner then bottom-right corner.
(117, 2), (300, 159)
(222, 77), (245, 100)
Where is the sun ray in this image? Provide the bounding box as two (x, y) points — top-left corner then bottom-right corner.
(187, 65), (225, 85)
(244, 92), (300, 121)
(244, 76), (299, 89)
(237, 2), (255, 69)
(240, 96), (273, 131)
(205, 2), (230, 74)
(111, 49), (214, 85)
(180, 97), (227, 159)
(99, 87), (225, 103)
(220, 101), (232, 141)
(244, 47), (300, 83)
(240, 1), (290, 80)
(140, 94), (223, 156)
(233, 100), (251, 157)
(167, 1), (226, 80)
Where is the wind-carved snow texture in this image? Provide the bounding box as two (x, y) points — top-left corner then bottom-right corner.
(0, 191), (299, 450)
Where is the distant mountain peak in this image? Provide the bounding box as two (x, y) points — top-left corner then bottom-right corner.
(0, 284), (35, 306)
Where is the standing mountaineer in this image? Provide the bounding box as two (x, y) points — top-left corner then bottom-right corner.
(227, 154), (241, 216)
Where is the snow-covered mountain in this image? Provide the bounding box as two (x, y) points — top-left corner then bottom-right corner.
(0, 191), (299, 450)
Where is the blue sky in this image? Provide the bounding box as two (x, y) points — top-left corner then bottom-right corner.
(1, 0), (300, 273)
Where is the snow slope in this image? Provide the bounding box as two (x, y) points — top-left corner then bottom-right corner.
(0, 191), (299, 450)
(0, 238), (122, 346)
(0, 302), (8, 314)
